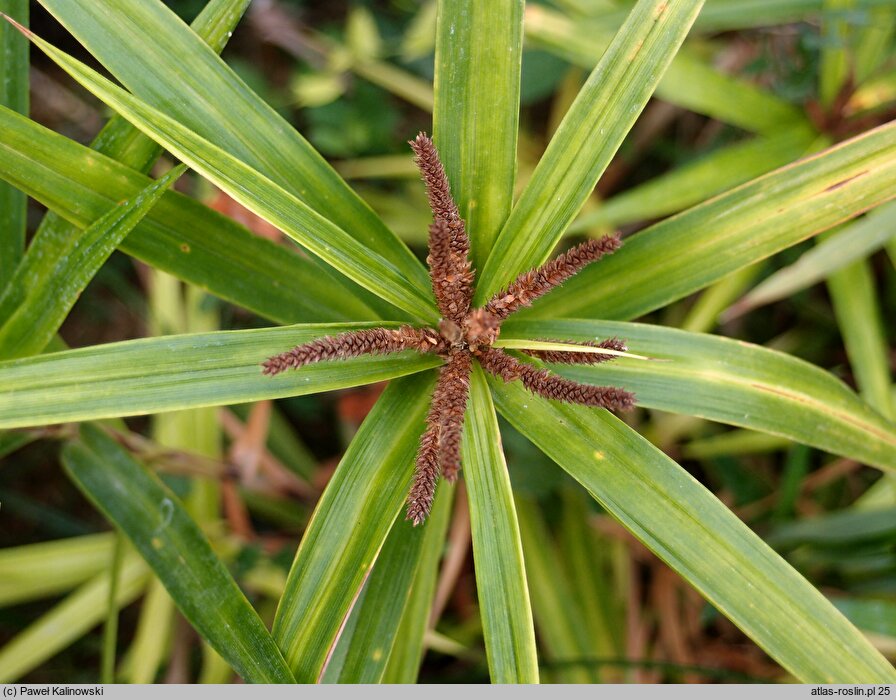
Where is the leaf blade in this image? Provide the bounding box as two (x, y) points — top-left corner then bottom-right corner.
(62, 424), (295, 684)
(501, 318), (896, 471)
(490, 378), (896, 683)
(478, 0), (704, 302)
(0, 323), (441, 429)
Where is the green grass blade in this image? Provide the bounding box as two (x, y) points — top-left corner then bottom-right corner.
(569, 126), (816, 232)
(526, 121), (896, 321)
(127, 577), (174, 684)
(524, 5), (805, 136)
(0, 0), (27, 286)
(381, 487), (454, 683)
(827, 257), (895, 418)
(0, 533), (115, 606)
(478, 0), (704, 303)
(0, 552), (149, 683)
(727, 202), (896, 318)
(463, 365), (538, 683)
(37, 0), (429, 294)
(501, 318), (896, 471)
(272, 373), (436, 682)
(433, 0), (523, 270)
(819, 0), (853, 108)
(490, 378), (896, 683)
(0, 165), (185, 360)
(0, 105), (378, 325)
(18, 31), (435, 321)
(0, 323), (441, 429)
(0, 0), (257, 331)
(332, 488), (451, 683)
(515, 497), (598, 683)
(62, 423), (295, 684)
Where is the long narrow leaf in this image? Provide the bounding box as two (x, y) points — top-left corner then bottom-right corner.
(501, 318), (896, 472)
(62, 423), (295, 683)
(0, 165), (185, 360)
(0, 323), (441, 429)
(0, 552), (149, 684)
(0, 106), (378, 325)
(478, 0), (704, 302)
(433, 0), (523, 269)
(727, 201), (896, 318)
(0, 0), (27, 286)
(37, 0), (429, 293)
(272, 373), (436, 682)
(16, 29), (436, 321)
(490, 377), (896, 683)
(526, 121), (896, 321)
(463, 365), (539, 683)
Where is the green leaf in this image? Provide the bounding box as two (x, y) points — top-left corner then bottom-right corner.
(526, 121), (896, 321)
(332, 486), (452, 683)
(0, 533), (116, 607)
(37, 0), (429, 295)
(827, 256), (895, 418)
(515, 497), (600, 683)
(272, 373), (436, 682)
(502, 318), (896, 471)
(433, 0), (523, 269)
(489, 377), (896, 683)
(17, 31), (436, 321)
(0, 323), (441, 429)
(62, 423), (295, 684)
(0, 552), (149, 684)
(0, 105), (378, 325)
(569, 126), (816, 231)
(726, 202), (896, 318)
(0, 165), (185, 360)
(478, 0), (704, 302)
(463, 365), (539, 683)
(523, 5), (806, 136)
(0, 0), (27, 286)
(380, 486), (454, 683)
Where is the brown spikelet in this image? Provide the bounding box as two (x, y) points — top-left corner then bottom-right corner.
(262, 326), (444, 375)
(522, 337), (627, 365)
(428, 219), (474, 323)
(406, 413), (441, 526)
(477, 347), (635, 411)
(410, 133), (473, 275)
(485, 234), (622, 320)
(435, 352), (472, 482)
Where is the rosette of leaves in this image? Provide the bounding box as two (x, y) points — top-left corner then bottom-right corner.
(0, 0), (895, 685)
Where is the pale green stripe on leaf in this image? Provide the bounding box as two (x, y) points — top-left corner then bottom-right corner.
(463, 364), (539, 683)
(501, 318), (896, 471)
(62, 424), (295, 683)
(526, 121), (896, 321)
(490, 378), (896, 683)
(434, 0), (523, 270)
(19, 32), (436, 321)
(272, 373), (436, 682)
(478, 0), (704, 302)
(0, 323), (441, 429)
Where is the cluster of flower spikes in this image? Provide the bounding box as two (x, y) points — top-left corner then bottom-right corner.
(263, 133), (635, 525)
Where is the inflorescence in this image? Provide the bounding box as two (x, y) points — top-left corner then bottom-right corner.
(264, 133), (635, 524)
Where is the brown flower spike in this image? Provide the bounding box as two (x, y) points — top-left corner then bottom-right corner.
(264, 133), (635, 524)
